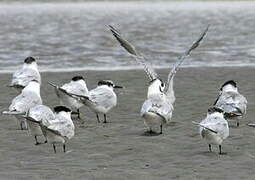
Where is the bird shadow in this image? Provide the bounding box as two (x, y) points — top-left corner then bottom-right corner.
(140, 131), (162, 137)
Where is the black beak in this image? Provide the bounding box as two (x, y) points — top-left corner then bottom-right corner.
(114, 85), (123, 89)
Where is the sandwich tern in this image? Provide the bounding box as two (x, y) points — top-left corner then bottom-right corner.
(49, 76), (89, 119)
(9, 57), (41, 92)
(213, 80), (247, 127)
(193, 107), (229, 154)
(40, 106), (74, 153)
(24, 105), (55, 145)
(60, 80), (123, 123)
(109, 25), (209, 134)
(3, 80), (42, 130)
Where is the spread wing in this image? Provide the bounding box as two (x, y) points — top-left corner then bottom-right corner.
(109, 25), (158, 81)
(164, 25), (209, 94)
(11, 68), (41, 88)
(88, 87), (117, 109)
(9, 91), (42, 113)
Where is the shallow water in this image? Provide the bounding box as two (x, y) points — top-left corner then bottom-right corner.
(0, 1), (255, 72)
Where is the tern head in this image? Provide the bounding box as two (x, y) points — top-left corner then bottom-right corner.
(207, 107), (224, 115)
(72, 76), (84, 82)
(54, 106), (72, 118)
(148, 78), (165, 97)
(24, 57), (36, 64)
(98, 80), (123, 89)
(220, 80), (237, 92)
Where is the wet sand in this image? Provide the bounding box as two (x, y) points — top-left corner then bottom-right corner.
(0, 67), (255, 180)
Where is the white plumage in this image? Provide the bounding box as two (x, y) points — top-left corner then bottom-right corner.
(3, 80), (42, 130)
(194, 107), (229, 154)
(214, 80), (247, 126)
(10, 57), (41, 92)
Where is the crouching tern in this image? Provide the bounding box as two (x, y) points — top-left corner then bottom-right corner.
(49, 76), (89, 119)
(24, 105), (55, 145)
(40, 106), (75, 153)
(9, 57), (41, 92)
(60, 80), (123, 123)
(213, 80), (247, 127)
(193, 107), (229, 154)
(3, 80), (42, 130)
(109, 25), (209, 134)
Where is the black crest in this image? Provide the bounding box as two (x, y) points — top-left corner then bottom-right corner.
(72, 76), (84, 81)
(54, 106), (71, 113)
(220, 80), (237, 90)
(208, 107), (224, 114)
(98, 80), (114, 87)
(24, 57), (36, 64)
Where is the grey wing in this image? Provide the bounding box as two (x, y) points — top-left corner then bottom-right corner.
(200, 116), (229, 139)
(109, 25), (158, 81)
(141, 98), (173, 122)
(89, 87), (117, 109)
(62, 82), (88, 96)
(9, 92), (42, 113)
(28, 105), (55, 124)
(48, 121), (75, 139)
(11, 68), (41, 87)
(164, 25), (209, 94)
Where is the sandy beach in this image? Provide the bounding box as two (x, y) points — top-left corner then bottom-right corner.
(0, 67), (255, 180)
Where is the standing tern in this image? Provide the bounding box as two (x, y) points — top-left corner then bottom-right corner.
(3, 80), (42, 130)
(109, 25), (209, 134)
(60, 80), (123, 123)
(40, 106), (74, 153)
(49, 76), (89, 119)
(193, 107), (229, 154)
(24, 105), (55, 145)
(9, 57), (41, 92)
(213, 80), (247, 127)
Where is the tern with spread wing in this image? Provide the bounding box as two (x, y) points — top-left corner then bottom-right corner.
(9, 57), (41, 92)
(193, 107), (229, 154)
(214, 80), (247, 127)
(49, 76), (89, 119)
(109, 25), (209, 134)
(24, 105), (55, 145)
(40, 106), (74, 153)
(3, 80), (42, 130)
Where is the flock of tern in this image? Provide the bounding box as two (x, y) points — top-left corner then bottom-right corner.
(2, 25), (248, 154)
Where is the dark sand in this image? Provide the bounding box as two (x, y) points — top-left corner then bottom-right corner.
(0, 67), (255, 180)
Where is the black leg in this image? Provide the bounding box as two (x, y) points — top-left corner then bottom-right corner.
(53, 144), (56, 153)
(34, 136), (39, 145)
(63, 144), (66, 153)
(20, 122), (23, 130)
(103, 114), (107, 123)
(44, 139), (48, 143)
(237, 121), (240, 127)
(77, 109), (80, 119)
(219, 145), (222, 155)
(96, 114), (100, 123)
(208, 144), (212, 152)
(160, 124), (163, 134)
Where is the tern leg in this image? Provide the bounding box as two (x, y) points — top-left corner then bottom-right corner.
(34, 136), (39, 145)
(103, 114), (107, 123)
(53, 144), (56, 153)
(77, 109), (80, 119)
(218, 145), (222, 155)
(96, 114), (100, 123)
(44, 139), (48, 143)
(208, 144), (212, 152)
(237, 121), (240, 127)
(160, 124), (163, 134)
(63, 144), (66, 153)
(20, 122), (23, 130)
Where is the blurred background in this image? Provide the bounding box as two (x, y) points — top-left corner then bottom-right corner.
(0, 1), (254, 72)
